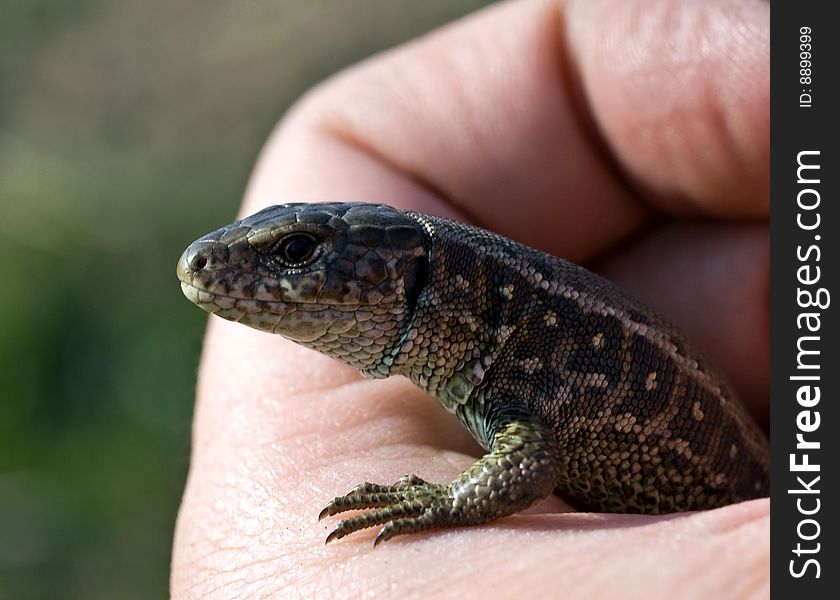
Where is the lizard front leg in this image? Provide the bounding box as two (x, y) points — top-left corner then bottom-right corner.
(319, 412), (562, 545)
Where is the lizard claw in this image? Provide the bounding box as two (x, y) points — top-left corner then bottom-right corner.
(319, 420), (563, 544)
(319, 475), (451, 545)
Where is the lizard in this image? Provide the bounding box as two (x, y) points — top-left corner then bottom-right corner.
(176, 202), (770, 545)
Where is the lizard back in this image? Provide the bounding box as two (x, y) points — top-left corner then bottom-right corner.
(397, 212), (769, 513)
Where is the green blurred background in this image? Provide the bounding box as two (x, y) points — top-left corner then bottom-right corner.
(0, 1), (494, 597)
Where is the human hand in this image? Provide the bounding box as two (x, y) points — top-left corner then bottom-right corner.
(172, 0), (769, 597)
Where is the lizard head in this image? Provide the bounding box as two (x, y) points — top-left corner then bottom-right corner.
(177, 202), (429, 372)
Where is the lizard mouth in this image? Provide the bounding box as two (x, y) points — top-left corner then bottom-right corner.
(179, 280), (240, 315)
(178, 279), (358, 342)
(178, 279), (293, 321)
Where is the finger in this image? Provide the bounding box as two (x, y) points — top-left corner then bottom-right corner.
(566, 0), (769, 216)
(246, 0), (768, 264)
(244, 0), (647, 263)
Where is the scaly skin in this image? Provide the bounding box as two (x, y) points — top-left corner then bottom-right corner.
(177, 202), (770, 544)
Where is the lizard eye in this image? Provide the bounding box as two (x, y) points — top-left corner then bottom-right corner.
(275, 233), (319, 266)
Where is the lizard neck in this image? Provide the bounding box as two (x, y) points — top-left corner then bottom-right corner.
(379, 213), (515, 403)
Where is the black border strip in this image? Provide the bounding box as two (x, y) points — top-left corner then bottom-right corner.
(771, 3), (839, 597)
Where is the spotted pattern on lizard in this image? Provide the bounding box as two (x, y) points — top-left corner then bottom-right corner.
(177, 202), (770, 544)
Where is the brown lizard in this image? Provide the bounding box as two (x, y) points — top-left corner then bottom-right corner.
(177, 202), (770, 545)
